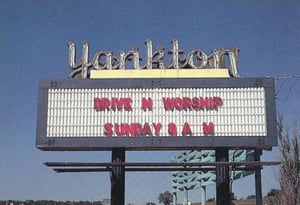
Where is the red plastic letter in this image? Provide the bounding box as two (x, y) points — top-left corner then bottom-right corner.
(168, 123), (177, 136)
(130, 123), (143, 136)
(174, 97), (183, 111)
(123, 98), (132, 111)
(162, 97), (175, 111)
(192, 97), (200, 110)
(101, 98), (110, 110)
(182, 122), (192, 136)
(153, 123), (162, 136)
(142, 97), (153, 111)
(203, 122), (214, 135)
(114, 123), (122, 136)
(111, 98), (123, 111)
(182, 97), (192, 111)
(104, 123), (113, 137)
(94, 98), (102, 111)
(213, 97), (223, 110)
(142, 123), (153, 136)
(121, 123), (131, 136)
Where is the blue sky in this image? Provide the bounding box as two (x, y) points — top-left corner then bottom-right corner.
(0, 0), (300, 204)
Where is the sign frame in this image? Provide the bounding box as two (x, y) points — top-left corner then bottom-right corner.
(36, 77), (277, 151)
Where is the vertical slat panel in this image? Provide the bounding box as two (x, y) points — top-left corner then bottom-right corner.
(46, 87), (267, 137)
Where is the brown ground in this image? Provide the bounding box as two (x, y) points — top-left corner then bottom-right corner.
(191, 198), (266, 205)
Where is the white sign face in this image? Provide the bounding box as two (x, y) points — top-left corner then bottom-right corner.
(46, 87), (266, 138)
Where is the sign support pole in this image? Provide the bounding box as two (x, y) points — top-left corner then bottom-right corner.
(216, 148), (230, 205)
(200, 185), (206, 205)
(255, 150), (262, 205)
(110, 148), (125, 205)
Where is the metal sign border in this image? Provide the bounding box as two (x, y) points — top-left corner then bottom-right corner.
(36, 77), (277, 151)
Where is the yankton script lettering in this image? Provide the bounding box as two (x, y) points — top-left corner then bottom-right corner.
(94, 96), (223, 137)
(68, 39), (240, 78)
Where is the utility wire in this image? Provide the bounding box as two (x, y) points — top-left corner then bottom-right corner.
(275, 75), (300, 80)
(274, 75), (300, 102)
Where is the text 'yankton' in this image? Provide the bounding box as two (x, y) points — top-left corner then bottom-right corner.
(68, 39), (240, 78)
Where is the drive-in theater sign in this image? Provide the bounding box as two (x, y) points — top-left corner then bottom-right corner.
(36, 39), (277, 205)
(36, 39), (276, 151)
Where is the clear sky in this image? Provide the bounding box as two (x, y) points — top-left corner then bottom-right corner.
(0, 0), (300, 204)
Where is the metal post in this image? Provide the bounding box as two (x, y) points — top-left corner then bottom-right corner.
(216, 148), (230, 205)
(183, 188), (188, 205)
(111, 148), (126, 205)
(254, 150), (262, 205)
(201, 185), (206, 205)
(173, 192), (177, 205)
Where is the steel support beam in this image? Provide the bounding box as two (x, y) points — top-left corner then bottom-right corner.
(255, 150), (262, 205)
(111, 149), (125, 205)
(216, 148), (231, 205)
(201, 185), (206, 205)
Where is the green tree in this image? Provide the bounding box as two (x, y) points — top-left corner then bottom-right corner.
(158, 191), (173, 205)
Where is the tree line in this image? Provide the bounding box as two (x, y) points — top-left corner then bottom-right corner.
(0, 201), (103, 205)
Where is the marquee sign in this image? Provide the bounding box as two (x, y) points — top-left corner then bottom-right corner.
(36, 77), (277, 151)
